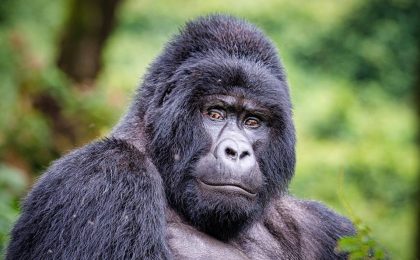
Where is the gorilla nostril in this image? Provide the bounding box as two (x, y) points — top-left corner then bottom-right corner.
(225, 147), (238, 159)
(239, 151), (250, 159)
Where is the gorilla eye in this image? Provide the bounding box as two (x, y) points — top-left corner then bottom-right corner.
(244, 117), (261, 128)
(207, 109), (225, 121)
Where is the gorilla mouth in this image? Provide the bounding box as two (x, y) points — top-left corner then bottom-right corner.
(197, 179), (257, 198)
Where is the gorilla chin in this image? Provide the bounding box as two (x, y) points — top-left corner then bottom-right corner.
(179, 177), (265, 241)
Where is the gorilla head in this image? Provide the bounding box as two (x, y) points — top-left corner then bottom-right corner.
(117, 15), (295, 240)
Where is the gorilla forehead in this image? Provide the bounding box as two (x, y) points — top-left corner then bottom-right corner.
(169, 55), (292, 114)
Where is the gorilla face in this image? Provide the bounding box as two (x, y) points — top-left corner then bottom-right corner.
(145, 58), (295, 240)
(187, 94), (269, 239)
(196, 94), (267, 199)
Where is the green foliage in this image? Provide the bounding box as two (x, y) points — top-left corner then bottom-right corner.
(338, 218), (388, 259)
(0, 165), (26, 257)
(0, 0), (417, 259)
(294, 0), (420, 98)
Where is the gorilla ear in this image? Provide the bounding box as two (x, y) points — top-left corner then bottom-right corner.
(160, 68), (193, 105)
(160, 82), (176, 105)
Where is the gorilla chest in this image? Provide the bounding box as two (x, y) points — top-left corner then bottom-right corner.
(166, 216), (302, 260)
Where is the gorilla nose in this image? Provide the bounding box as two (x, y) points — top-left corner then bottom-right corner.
(216, 138), (255, 170)
(224, 145), (249, 160)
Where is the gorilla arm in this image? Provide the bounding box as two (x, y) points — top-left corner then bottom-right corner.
(7, 138), (171, 259)
(233, 196), (356, 259)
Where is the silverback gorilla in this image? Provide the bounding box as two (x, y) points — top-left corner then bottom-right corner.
(7, 15), (354, 259)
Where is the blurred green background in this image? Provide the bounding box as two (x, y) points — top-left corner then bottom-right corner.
(0, 0), (418, 259)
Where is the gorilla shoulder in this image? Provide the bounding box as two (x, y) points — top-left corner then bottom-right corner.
(35, 138), (161, 194)
(7, 138), (170, 259)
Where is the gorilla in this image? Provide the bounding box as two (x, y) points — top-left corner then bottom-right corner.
(7, 15), (354, 259)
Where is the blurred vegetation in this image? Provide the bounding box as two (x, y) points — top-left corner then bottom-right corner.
(0, 0), (418, 259)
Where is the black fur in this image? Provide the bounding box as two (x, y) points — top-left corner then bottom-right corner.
(7, 15), (354, 259)
(7, 139), (170, 259)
